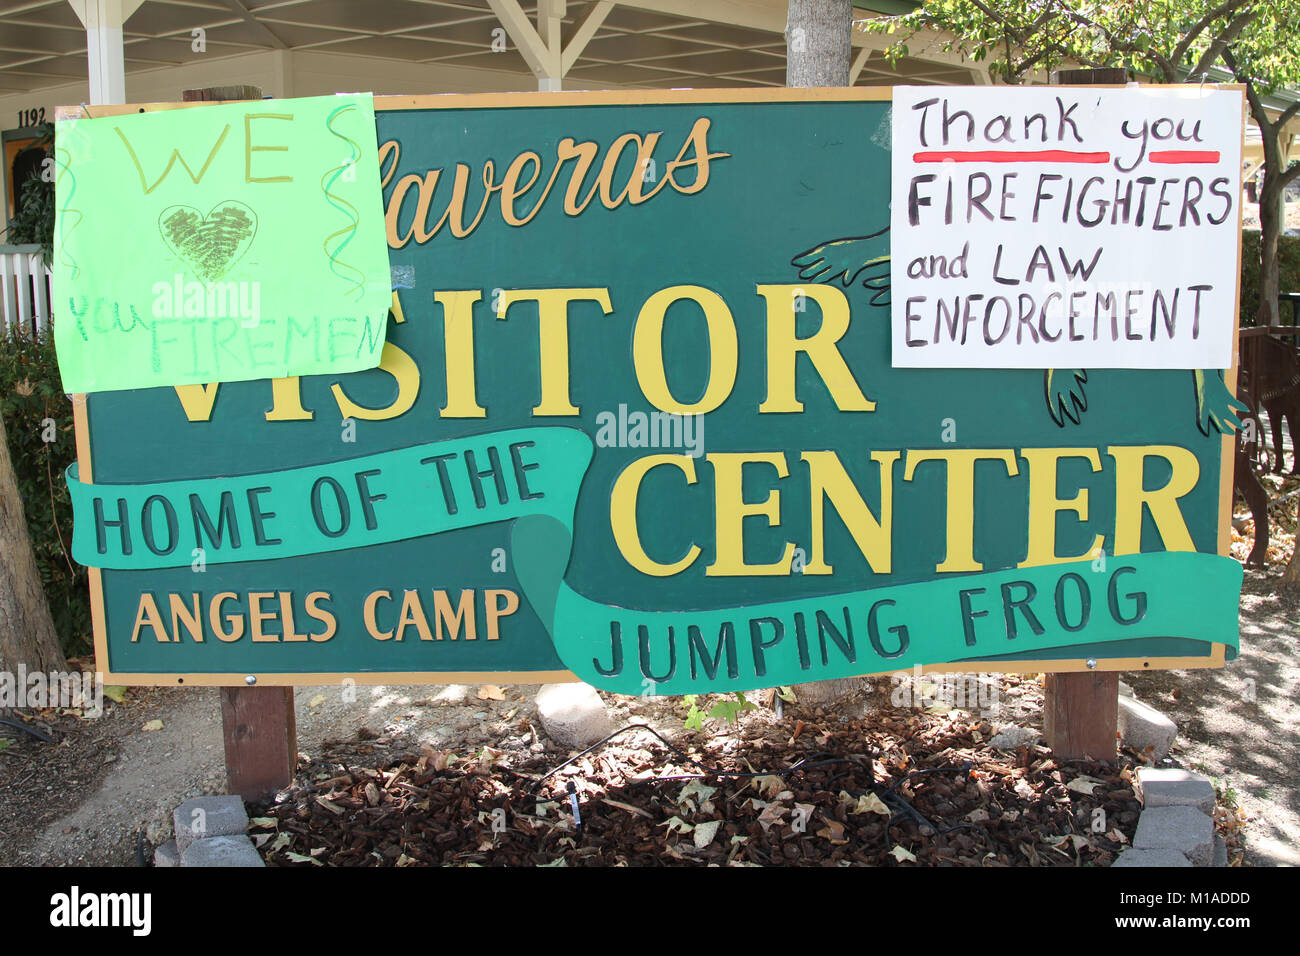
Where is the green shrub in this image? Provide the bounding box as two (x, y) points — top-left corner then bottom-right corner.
(0, 329), (91, 656)
(1240, 230), (1300, 327)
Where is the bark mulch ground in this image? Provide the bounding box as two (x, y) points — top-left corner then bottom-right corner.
(252, 704), (1145, 867)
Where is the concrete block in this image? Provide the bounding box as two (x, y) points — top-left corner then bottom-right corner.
(153, 839), (180, 868)
(1136, 768), (1216, 814)
(181, 834), (265, 868)
(174, 794), (249, 853)
(1112, 847), (1192, 867)
(1213, 835), (1228, 868)
(1133, 805), (1214, 866)
(1118, 696), (1177, 759)
(535, 683), (614, 749)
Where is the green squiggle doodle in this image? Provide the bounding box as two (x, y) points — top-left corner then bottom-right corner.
(54, 147), (83, 280)
(320, 104), (366, 301)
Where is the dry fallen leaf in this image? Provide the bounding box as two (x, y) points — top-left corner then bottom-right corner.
(421, 745), (454, 772)
(309, 694), (326, 708)
(849, 792), (892, 817)
(141, 719), (164, 732)
(1065, 775), (1105, 795)
(757, 802), (788, 832)
(659, 816), (693, 836)
(817, 819), (848, 844)
(693, 819), (722, 849)
(677, 780), (718, 814)
(889, 844), (917, 863)
(477, 685), (506, 701)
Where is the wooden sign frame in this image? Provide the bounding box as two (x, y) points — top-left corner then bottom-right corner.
(62, 86), (1242, 687)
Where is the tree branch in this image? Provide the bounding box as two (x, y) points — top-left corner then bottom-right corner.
(1170, 0), (1255, 67)
(1064, 7), (1177, 80)
(965, 0), (1026, 43)
(1188, 9), (1256, 79)
(1277, 99), (1300, 130)
(1224, 48), (1271, 134)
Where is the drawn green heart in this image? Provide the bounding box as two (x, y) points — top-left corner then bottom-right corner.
(158, 201), (258, 283)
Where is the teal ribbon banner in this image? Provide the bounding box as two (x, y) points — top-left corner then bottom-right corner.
(69, 426), (1242, 693)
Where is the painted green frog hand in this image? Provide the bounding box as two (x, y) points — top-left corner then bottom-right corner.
(1045, 369), (1089, 427)
(791, 228), (891, 306)
(1194, 369), (1249, 436)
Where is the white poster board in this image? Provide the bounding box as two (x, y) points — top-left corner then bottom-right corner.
(890, 85), (1243, 370)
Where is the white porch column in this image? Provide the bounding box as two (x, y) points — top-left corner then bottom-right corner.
(537, 0), (565, 91)
(487, 0), (614, 92)
(67, 0), (145, 106)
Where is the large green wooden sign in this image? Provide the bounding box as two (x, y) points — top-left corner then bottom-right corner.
(67, 90), (1242, 691)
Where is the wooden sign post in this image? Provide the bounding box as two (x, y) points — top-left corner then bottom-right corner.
(220, 684), (296, 801)
(184, 85), (298, 800)
(1038, 68), (1135, 761)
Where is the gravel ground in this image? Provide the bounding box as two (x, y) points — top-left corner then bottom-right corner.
(1129, 569), (1300, 866)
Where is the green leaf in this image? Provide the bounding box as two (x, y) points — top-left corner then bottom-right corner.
(684, 706), (705, 732)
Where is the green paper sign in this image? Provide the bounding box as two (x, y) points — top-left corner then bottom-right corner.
(53, 94), (391, 393)
(68, 90), (1243, 690)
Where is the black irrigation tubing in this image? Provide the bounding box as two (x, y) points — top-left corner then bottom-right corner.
(0, 716), (56, 743)
(835, 760), (996, 849)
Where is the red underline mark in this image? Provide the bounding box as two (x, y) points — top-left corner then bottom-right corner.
(1150, 150), (1221, 164)
(913, 149), (1111, 164)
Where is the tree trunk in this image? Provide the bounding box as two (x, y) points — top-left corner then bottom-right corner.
(0, 413), (66, 676)
(785, 0), (859, 705)
(1229, 54), (1292, 333)
(786, 0), (852, 87)
(1257, 163), (1283, 329)
(1245, 91), (1300, 585)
